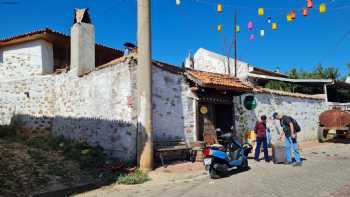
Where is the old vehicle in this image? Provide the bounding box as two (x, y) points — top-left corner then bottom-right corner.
(318, 105), (350, 142)
(202, 133), (252, 179)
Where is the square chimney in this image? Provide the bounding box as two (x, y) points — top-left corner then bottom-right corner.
(70, 8), (95, 76)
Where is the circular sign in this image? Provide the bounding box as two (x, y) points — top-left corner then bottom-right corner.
(243, 95), (257, 110)
(200, 106), (208, 114)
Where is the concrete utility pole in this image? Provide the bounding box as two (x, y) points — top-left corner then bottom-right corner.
(137, 0), (153, 171)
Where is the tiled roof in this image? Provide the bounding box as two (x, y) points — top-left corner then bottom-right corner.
(185, 69), (253, 92)
(0, 28), (122, 53)
(254, 87), (326, 100)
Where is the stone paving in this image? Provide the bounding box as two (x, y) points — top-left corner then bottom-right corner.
(75, 140), (350, 197)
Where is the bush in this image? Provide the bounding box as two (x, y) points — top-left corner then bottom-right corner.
(115, 169), (150, 185)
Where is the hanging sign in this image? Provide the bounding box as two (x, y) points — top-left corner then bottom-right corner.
(244, 95), (257, 110)
(200, 106), (208, 114)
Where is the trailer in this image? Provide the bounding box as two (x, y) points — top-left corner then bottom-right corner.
(318, 104), (350, 142)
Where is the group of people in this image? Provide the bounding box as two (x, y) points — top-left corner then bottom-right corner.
(253, 112), (302, 166)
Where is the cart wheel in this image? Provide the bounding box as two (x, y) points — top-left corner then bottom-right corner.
(318, 127), (328, 143)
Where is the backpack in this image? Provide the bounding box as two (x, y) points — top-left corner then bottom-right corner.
(291, 118), (301, 133)
(281, 116), (301, 133)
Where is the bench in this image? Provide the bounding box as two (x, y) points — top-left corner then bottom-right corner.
(154, 140), (191, 166)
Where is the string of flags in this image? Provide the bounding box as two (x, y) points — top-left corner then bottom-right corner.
(176, 0), (334, 41)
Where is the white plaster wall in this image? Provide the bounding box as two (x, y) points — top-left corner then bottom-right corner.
(193, 48), (252, 77)
(234, 93), (327, 142)
(0, 40), (54, 80)
(52, 61), (137, 162)
(152, 67), (196, 144)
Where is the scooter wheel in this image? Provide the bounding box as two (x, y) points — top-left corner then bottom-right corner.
(239, 159), (249, 170)
(209, 167), (221, 179)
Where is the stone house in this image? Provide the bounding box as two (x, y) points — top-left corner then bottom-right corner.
(1, 9), (348, 163)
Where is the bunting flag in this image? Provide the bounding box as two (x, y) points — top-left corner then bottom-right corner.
(290, 10), (296, 19)
(302, 8), (308, 16)
(260, 30), (265, 37)
(250, 34), (255, 40)
(320, 3), (326, 13)
(287, 14), (292, 22)
(272, 22), (277, 30)
(217, 24), (222, 32)
(307, 0), (313, 8)
(267, 16), (272, 24)
(248, 21), (253, 30)
(236, 25), (240, 33)
(176, 0), (181, 6)
(217, 4), (223, 13)
(258, 8), (264, 16)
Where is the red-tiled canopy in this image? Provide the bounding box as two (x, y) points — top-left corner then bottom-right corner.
(185, 69), (252, 92)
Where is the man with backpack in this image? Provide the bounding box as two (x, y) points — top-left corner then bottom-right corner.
(273, 112), (302, 166)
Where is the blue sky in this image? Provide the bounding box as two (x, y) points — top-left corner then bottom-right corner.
(1, 0), (350, 76)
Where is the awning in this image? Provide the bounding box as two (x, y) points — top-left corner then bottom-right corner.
(185, 69), (252, 92)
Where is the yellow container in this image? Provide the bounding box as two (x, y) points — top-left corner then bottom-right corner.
(217, 4), (223, 13)
(258, 8), (264, 16)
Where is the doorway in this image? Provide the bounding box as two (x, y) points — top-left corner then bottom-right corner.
(215, 104), (233, 133)
(197, 103), (233, 141)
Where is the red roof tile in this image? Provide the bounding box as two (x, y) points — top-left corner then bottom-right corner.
(185, 69), (252, 92)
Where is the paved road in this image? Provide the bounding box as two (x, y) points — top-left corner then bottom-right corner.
(76, 142), (350, 197)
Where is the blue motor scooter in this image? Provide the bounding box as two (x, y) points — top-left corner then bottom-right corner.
(203, 132), (253, 179)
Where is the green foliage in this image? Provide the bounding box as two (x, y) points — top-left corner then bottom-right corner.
(115, 169), (150, 185)
(289, 64), (340, 80)
(26, 135), (107, 172)
(264, 65), (342, 92)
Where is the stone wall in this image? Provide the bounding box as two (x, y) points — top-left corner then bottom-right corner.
(0, 40), (54, 80)
(0, 54), (197, 162)
(0, 76), (55, 133)
(234, 93), (327, 142)
(152, 66), (196, 144)
(52, 60), (137, 162)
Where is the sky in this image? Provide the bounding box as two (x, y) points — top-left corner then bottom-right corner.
(1, 0), (350, 76)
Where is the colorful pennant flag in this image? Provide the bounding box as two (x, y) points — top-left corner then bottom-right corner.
(248, 21), (253, 30)
(217, 4), (223, 13)
(258, 8), (264, 16)
(320, 3), (326, 13)
(217, 24), (222, 32)
(272, 23), (277, 30)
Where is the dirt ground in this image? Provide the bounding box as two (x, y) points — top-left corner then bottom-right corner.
(0, 135), (109, 197)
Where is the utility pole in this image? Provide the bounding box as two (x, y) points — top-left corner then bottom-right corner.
(137, 0), (153, 171)
(234, 10), (237, 77)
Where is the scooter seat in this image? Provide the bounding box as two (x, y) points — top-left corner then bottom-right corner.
(209, 144), (224, 150)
